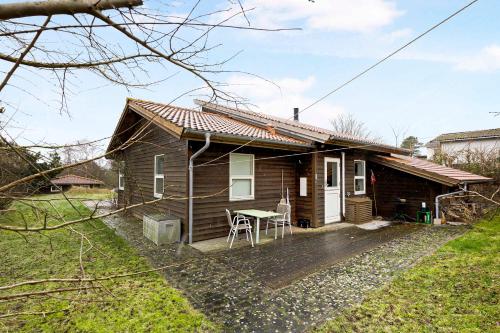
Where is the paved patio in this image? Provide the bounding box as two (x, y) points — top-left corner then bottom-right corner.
(86, 201), (469, 332)
(214, 223), (420, 288)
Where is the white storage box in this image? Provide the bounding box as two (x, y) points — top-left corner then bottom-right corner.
(143, 214), (181, 245)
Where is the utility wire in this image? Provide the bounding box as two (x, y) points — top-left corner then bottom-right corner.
(196, 0), (480, 167)
(299, 0), (480, 115)
(193, 142), (385, 168)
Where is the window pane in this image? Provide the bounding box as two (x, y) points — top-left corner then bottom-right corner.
(230, 154), (253, 176)
(326, 161), (338, 187)
(155, 155), (164, 175)
(119, 175), (124, 188)
(332, 162), (338, 187)
(231, 179), (252, 197)
(326, 162), (332, 187)
(155, 177), (164, 194)
(355, 178), (365, 192)
(354, 161), (365, 176)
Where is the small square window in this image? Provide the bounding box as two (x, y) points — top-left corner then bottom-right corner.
(154, 155), (165, 198)
(229, 153), (254, 201)
(118, 161), (125, 190)
(354, 160), (366, 195)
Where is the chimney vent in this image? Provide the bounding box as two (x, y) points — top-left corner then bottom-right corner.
(293, 107), (299, 121)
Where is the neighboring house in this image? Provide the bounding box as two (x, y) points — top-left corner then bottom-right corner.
(106, 98), (491, 243)
(426, 128), (500, 163)
(50, 174), (105, 192)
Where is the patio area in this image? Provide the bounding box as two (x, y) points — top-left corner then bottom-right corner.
(211, 222), (421, 288)
(87, 201), (469, 332)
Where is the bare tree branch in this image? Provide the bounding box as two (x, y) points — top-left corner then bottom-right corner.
(0, 16), (51, 92)
(0, 0), (142, 20)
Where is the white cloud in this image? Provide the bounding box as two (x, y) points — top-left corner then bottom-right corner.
(455, 44), (500, 72)
(380, 28), (413, 42)
(226, 75), (344, 126)
(221, 0), (403, 32)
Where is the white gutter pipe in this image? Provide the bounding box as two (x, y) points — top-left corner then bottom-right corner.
(188, 133), (211, 244)
(435, 184), (467, 221)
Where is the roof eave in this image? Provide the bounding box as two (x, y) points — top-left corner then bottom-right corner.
(105, 100), (184, 159)
(369, 155), (459, 186)
(327, 138), (410, 155)
(369, 155), (493, 186)
(182, 129), (313, 151)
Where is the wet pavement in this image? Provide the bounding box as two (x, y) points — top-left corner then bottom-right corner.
(84, 201), (468, 332)
(215, 223), (420, 288)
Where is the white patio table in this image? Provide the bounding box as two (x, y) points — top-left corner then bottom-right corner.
(234, 209), (282, 244)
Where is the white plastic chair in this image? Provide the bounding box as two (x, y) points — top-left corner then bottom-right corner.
(266, 203), (292, 239)
(226, 209), (254, 248)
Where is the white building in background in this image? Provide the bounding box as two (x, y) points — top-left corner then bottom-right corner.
(426, 128), (500, 164)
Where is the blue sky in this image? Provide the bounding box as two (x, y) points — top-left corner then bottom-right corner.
(1, 0), (499, 150)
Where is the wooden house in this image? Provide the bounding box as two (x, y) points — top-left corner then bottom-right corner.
(106, 98), (491, 242)
(50, 174), (105, 192)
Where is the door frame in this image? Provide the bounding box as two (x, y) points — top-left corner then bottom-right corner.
(324, 157), (341, 224)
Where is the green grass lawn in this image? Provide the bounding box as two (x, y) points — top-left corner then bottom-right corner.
(0, 190), (217, 332)
(316, 215), (499, 333)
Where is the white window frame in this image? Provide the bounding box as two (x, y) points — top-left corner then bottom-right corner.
(354, 160), (366, 195)
(50, 185), (61, 193)
(153, 154), (165, 199)
(118, 161), (125, 191)
(229, 153), (255, 201)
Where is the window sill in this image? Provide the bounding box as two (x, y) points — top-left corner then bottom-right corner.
(354, 191), (366, 195)
(118, 188), (124, 191)
(153, 193), (163, 199)
(229, 196), (255, 202)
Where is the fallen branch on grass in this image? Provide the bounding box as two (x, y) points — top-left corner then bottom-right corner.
(0, 261), (188, 291)
(0, 286), (102, 301)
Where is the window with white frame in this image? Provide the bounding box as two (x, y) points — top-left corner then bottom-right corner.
(229, 153), (254, 201)
(118, 161), (125, 190)
(50, 185), (61, 193)
(154, 154), (165, 198)
(354, 160), (366, 195)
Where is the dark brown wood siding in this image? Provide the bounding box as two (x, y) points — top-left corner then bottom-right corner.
(366, 161), (446, 219)
(117, 121), (189, 234)
(295, 154), (313, 222)
(191, 142), (297, 242)
(312, 149), (374, 226)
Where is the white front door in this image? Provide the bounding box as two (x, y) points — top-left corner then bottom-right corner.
(324, 157), (341, 223)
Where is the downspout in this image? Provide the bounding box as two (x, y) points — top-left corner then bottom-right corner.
(341, 152), (346, 218)
(435, 184), (467, 222)
(188, 133), (211, 244)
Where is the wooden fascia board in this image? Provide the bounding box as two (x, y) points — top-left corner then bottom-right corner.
(128, 103), (183, 138)
(105, 102), (132, 156)
(369, 156), (458, 187)
(327, 139), (410, 155)
(183, 130), (311, 152)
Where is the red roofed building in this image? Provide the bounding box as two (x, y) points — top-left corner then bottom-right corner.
(105, 98), (492, 243)
(50, 174), (105, 192)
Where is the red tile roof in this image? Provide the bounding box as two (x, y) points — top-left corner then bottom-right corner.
(371, 154), (492, 186)
(128, 99), (308, 145)
(52, 174), (105, 186)
(195, 100), (409, 154)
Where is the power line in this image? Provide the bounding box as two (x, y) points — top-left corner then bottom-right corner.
(197, 0), (480, 167)
(299, 0), (480, 115)
(193, 143), (379, 168)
